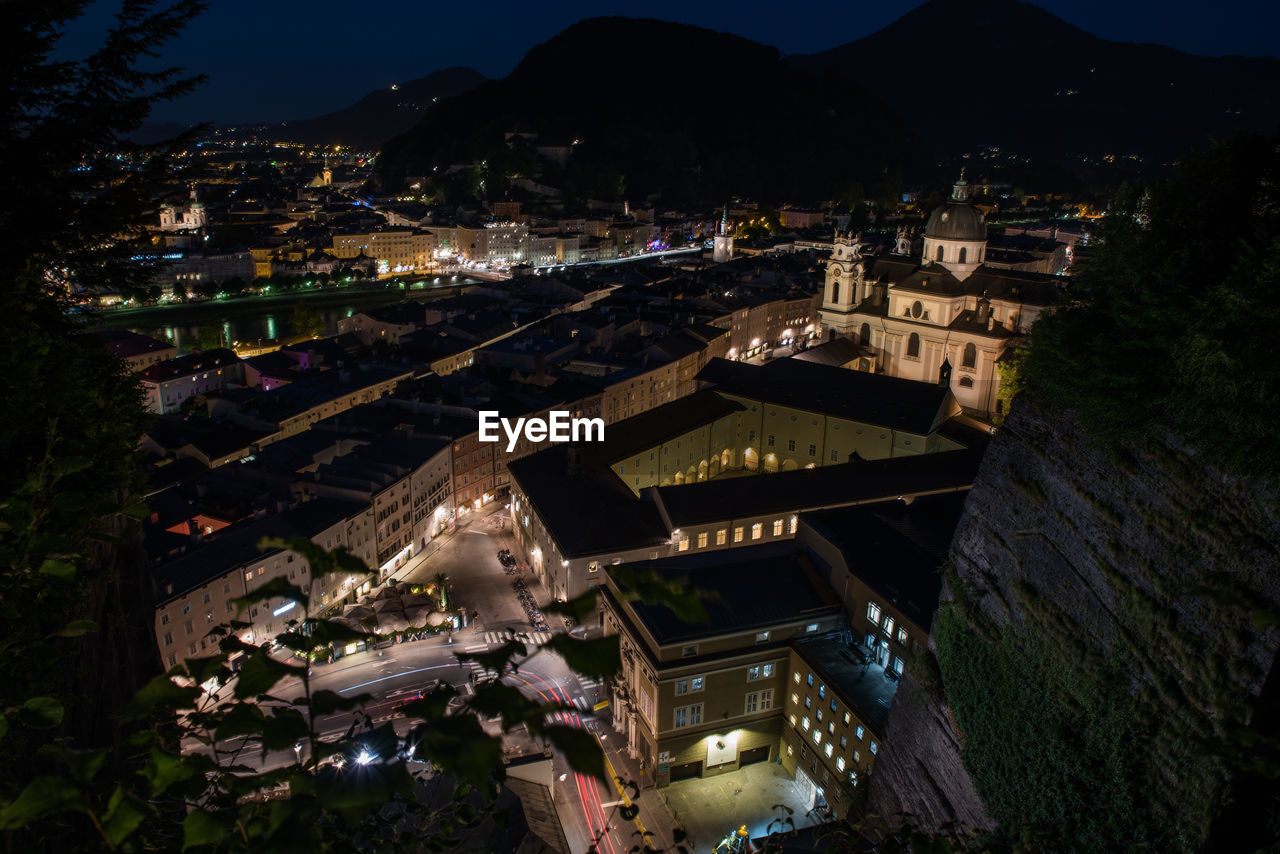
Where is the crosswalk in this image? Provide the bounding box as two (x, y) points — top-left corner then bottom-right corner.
(481, 630), (554, 647)
(575, 675), (603, 712)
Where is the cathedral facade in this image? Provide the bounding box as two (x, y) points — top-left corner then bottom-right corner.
(818, 176), (1064, 419)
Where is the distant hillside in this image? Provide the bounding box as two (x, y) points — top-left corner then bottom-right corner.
(798, 0), (1280, 164)
(276, 67), (487, 148)
(374, 17), (915, 207)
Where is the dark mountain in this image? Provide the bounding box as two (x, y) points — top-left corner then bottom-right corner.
(275, 67), (487, 148)
(798, 0), (1280, 164)
(374, 17), (915, 207)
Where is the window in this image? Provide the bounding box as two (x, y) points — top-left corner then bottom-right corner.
(691, 676), (704, 691)
(205, 611), (214, 624)
(747, 664), (773, 680)
(962, 341), (976, 369)
(843, 712), (851, 725)
(773, 519), (784, 536)
(831, 698), (839, 712)
(678, 536), (689, 552)
(839, 736), (847, 749)
(816, 708), (823, 722)
(935, 245), (944, 262)
(859, 322), (871, 345)
(790, 516), (798, 534)
(756, 631), (770, 643)
(801, 716), (810, 731)
(181, 603), (190, 615)
(162, 632), (173, 646)
(745, 689), (773, 714)
(884, 616), (895, 637)
(906, 333), (920, 358)
(807, 623), (819, 633)
(245, 571), (253, 582)
(696, 532), (708, 548)
(837, 756), (846, 772)
(787, 439), (796, 452)
(791, 692), (800, 706)
(807, 673), (814, 687)
(959, 376), (974, 388)
(733, 527), (744, 543)
(808, 443), (816, 457)
(958, 246), (967, 263)
(674, 707), (688, 728)
(716, 529), (727, 546)
(804, 696), (812, 709)
(682, 645), (698, 658)
(675, 676), (704, 695)
(892, 656), (905, 674)
(824, 743), (833, 758)
(830, 449), (838, 462)
(160, 613), (169, 625)
(812, 729), (821, 746)
(202, 592), (210, 604)
(870, 741), (878, 755)
(867, 602), (881, 624)
(751, 523), (762, 540)
(818, 685), (826, 700)
(767, 434), (776, 447)
(827, 721), (835, 735)
(588, 561), (599, 574)
(897, 627), (909, 645)
(855, 725), (865, 740)
(167, 654), (177, 667)
(184, 620), (193, 635)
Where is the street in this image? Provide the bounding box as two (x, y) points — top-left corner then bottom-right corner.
(194, 504), (651, 854)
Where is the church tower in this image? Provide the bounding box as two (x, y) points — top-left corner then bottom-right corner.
(921, 170), (986, 281)
(712, 206), (734, 263)
(818, 232), (865, 337)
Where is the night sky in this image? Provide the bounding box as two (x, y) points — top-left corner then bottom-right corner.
(59, 0), (1280, 125)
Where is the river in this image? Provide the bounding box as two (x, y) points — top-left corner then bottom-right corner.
(89, 280), (472, 352)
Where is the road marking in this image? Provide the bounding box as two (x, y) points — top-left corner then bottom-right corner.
(597, 732), (649, 844)
(338, 664), (454, 693)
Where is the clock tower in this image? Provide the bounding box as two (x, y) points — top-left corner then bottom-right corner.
(819, 232), (864, 337)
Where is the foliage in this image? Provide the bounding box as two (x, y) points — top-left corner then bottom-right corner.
(1019, 132), (1280, 481)
(291, 301), (325, 338)
(933, 604), (1159, 852)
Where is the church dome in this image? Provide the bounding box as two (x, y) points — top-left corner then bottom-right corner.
(925, 175), (986, 241)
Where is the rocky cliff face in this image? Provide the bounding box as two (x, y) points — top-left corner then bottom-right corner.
(867, 396), (1280, 847)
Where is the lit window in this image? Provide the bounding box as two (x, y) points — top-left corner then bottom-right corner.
(884, 616), (895, 636)
(789, 516), (798, 534)
(801, 717), (810, 731)
(762, 664), (774, 678)
(751, 523), (762, 540)
(696, 532), (708, 548)
(812, 730), (821, 746)
(716, 529), (727, 545)
(824, 743), (833, 758)
(794, 671), (801, 683)
(756, 631), (770, 643)
(897, 627), (908, 644)
(682, 645), (697, 658)
(733, 527), (744, 543)
(789, 715), (797, 727)
(678, 535), (689, 552)
(772, 519), (783, 536)
(691, 676), (704, 691)
(843, 711), (851, 725)
(804, 695), (812, 709)
(856, 725), (864, 740)
(867, 602), (881, 624)
(837, 756), (846, 772)
(870, 741), (878, 755)
(791, 692), (800, 706)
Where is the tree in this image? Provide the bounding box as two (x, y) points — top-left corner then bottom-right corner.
(292, 301), (325, 338)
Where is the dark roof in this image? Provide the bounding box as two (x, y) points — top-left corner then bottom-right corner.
(138, 348), (240, 383)
(96, 329), (174, 359)
(925, 200), (986, 241)
(606, 542), (841, 645)
(154, 497), (364, 602)
(791, 337), (864, 367)
(507, 446), (670, 558)
(587, 390), (744, 463)
(653, 449), (981, 528)
(696, 357), (954, 435)
(802, 493), (965, 632)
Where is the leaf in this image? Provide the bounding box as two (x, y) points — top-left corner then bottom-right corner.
(101, 786), (149, 846)
(36, 744), (107, 785)
(542, 588), (598, 622)
(231, 576), (307, 612)
(410, 714), (505, 791)
(259, 708), (311, 753)
(0, 777), (88, 829)
(182, 653), (230, 686)
(305, 689), (370, 716)
(468, 682), (566, 731)
(119, 493), (150, 521)
(37, 558), (77, 578)
(455, 638), (526, 675)
(543, 634), (621, 683)
(20, 696), (64, 729)
(183, 809), (231, 850)
(303, 618), (371, 650)
(119, 673), (201, 721)
(141, 747), (198, 797)
(234, 650), (306, 699)
(51, 618), (99, 638)
(542, 725), (606, 782)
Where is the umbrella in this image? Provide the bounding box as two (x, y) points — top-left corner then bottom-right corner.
(426, 611), (450, 627)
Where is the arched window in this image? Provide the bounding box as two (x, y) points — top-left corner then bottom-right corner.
(959, 376), (974, 388)
(859, 323), (871, 345)
(831, 281), (840, 304)
(958, 247), (967, 263)
(907, 333), (920, 358)
(935, 245), (944, 262)
(962, 342), (976, 368)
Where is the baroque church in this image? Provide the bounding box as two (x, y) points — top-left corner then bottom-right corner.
(818, 175), (1065, 419)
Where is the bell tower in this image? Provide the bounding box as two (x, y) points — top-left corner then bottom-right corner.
(819, 232), (864, 337)
(712, 205), (734, 263)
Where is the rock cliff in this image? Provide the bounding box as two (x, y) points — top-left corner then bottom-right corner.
(868, 395), (1280, 849)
